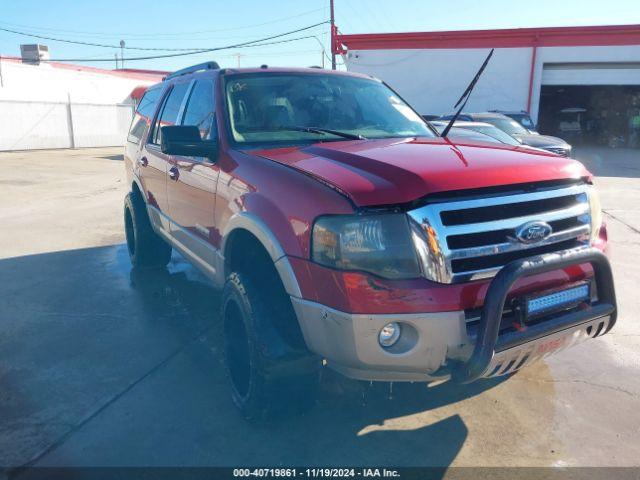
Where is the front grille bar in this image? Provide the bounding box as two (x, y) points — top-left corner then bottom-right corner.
(442, 202), (588, 236)
(448, 224), (589, 260)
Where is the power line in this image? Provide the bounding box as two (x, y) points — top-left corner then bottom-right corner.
(0, 21), (328, 52)
(0, 8), (325, 39)
(40, 34), (326, 63)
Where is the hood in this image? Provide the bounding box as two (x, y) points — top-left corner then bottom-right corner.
(512, 133), (569, 148)
(253, 137), (589, 207)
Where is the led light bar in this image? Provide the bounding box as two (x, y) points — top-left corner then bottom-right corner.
(527, 284), (590, 316)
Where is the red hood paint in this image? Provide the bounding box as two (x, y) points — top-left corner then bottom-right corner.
(253, 137), (590, 206)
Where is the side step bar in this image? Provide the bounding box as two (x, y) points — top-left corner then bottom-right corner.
(452, 247), (617, 384)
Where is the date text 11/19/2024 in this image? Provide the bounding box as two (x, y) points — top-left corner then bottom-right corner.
(233, 468), (401, 478)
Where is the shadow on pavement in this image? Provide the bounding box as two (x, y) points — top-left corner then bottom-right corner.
(98, 154), (124, 161)
(0, 244), (507, 470)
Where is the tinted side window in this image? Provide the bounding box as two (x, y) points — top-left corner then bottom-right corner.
(151, 82), (190, 145)
(127, 87), (162, 144)
(181, 79), (217, 141)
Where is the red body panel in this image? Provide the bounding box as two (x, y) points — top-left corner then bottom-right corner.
(254, 137), (589, 207)
(288, 256), (595, 314)
(214, 149), (354, 256)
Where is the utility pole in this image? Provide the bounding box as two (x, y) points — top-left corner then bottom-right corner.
(330, 0), (336, 70)
(120, 40), (125, 70)
(233, 53), (244, 68)
(114, 53), (119, 70)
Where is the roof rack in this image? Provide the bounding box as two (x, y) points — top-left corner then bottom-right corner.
(164, 61), (220, 80)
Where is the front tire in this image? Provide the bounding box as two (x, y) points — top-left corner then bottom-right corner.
(124, 192), (171, 268)
(222, 272), (320, 420)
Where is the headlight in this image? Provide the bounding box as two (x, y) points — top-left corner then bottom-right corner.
(588, 185), (603, 244)
(311, 213), (421, 279)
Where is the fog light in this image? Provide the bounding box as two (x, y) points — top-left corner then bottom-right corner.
(379, 322), (401, 348)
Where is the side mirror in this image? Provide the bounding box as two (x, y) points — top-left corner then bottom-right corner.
(161, 125), (218, 160)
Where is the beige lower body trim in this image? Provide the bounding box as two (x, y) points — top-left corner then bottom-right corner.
(290, 297), (467, 382)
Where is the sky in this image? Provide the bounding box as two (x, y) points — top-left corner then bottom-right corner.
(0, 0), (639, 72)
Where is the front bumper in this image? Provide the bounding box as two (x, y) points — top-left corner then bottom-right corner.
(291, 248), (616, 383)
(291, 298), (466, 381)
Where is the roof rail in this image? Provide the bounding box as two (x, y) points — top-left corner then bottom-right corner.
(164, 61), (220, 80)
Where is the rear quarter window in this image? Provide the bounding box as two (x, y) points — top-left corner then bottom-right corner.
(127, 87), (162, 144)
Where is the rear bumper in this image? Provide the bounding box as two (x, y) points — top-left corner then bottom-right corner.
(291, 247), (616, 383)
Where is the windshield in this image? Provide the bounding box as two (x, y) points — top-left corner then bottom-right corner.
(223, 73), (435, 145)
(466, 125), (521, 146)
(481, 117), (529, 135)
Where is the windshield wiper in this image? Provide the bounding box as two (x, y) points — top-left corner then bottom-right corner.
(278, 125), (367, 140)
(441, 49), (494, 138)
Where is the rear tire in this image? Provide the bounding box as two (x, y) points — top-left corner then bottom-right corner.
(124, 192), (171, 268)
(222, 272), (320, 420)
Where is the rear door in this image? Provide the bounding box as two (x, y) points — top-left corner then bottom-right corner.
(166, 77), (220, 279)
(126, 86), (163, 205)
(142, 80), (191, 229)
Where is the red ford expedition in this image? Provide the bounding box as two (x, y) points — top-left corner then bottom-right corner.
(124, 62), (616, 419)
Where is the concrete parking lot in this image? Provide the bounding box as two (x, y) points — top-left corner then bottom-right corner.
(0, 146), (639, 471)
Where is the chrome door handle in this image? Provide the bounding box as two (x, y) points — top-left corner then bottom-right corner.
(137, 157), (148, 167)
(169, 166), (179, 181)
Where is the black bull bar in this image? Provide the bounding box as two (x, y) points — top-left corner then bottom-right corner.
(452, 247), (617, 384)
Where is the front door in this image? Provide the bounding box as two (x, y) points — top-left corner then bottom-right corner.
(143, 80), (191, 231)
(166, 77), (220, 281)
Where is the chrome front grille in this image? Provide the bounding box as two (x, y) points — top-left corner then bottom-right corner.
(407, 184), (592, 283)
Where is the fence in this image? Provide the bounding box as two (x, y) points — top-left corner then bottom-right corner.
(0, 98), (134, 151)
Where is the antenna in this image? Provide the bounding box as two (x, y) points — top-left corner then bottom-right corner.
(441, 49), (495, 138)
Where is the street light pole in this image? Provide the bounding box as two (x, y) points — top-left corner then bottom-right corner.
(120, 40), (125, 70)
(309, 36), (326, 69)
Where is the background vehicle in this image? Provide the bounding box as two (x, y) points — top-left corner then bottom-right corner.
(124, 63), (615, 419)
(421, 114), (441, 122)
(440, 112), (573, 157)
(558, 107), (587, 144)
(489, 110), (538, 133)
(431, 120), (522, 146)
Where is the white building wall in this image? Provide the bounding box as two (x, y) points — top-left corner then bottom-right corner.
(0, 100), (72, 150)
(346, 47), (533, 116)
(345, 44), (640, 122)
(0, 59), (160, 151)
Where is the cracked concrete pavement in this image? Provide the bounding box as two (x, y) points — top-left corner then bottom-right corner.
(0, 146), (638, 470)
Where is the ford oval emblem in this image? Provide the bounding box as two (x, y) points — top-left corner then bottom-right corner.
(514, 221), (552, 244)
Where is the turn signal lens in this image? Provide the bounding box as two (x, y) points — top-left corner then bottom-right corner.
(588, 185), (603, 245)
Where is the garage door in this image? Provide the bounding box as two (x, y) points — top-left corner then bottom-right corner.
(542, 63), (640, 86)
